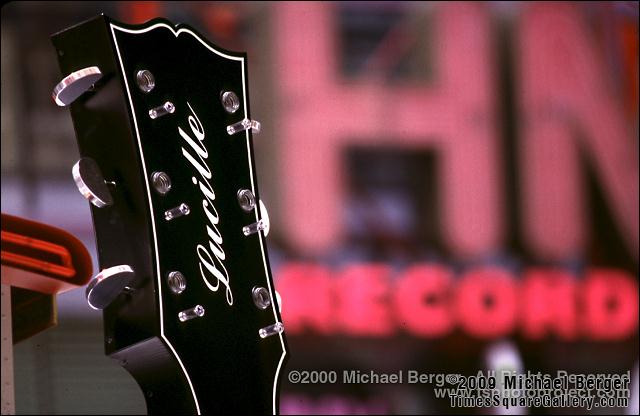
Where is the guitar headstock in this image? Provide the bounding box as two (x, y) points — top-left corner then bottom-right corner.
(51, 16), (287, 414)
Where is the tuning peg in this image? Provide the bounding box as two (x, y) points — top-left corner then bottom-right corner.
(252, 286), (271, 310)
(227, 118), (261, 135)
(178, 305), (205, 322)
(86, 265), (135, 310)
(149, 101), (175, 119)
(242, 200), (270, 237)
(258, 200), (270, 237)
(237, 189), (256, 212)
(258, 322), (284, 339)
(72, 158), (114, 208)
(220, 91), (240, 113)
(275, 290), (282, 314)
(52, 66), (103, 106)
(252, 288), (282, 313)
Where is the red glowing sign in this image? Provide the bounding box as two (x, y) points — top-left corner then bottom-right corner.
(277, 264), (638, 341)
(273, 2), (638, 261)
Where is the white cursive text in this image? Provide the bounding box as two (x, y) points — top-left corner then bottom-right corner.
(179, 102), (232, 305)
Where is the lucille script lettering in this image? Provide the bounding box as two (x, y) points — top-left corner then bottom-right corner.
(179, 102), (233, 305)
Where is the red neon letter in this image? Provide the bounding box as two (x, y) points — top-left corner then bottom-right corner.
(456, 268), (518, 338)
(276, 263), (334, 334)
(394, 265), (454, 337)
(521, 269), (578, 340)
(519, 3), (638, 260)
(335, 264), (393, 336)
(274, 2), (503, 256)
(582, 269), (638, 340)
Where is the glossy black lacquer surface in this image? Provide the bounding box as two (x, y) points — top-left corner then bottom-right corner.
(52, 16), (287, 414)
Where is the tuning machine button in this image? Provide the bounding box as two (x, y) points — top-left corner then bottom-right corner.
(259, 322), (284, 339)
(149, 101), (175, 119)
(52, 66), (103, 106)
(242, 200), (270, 237)
(86, 265), (135, 310)
(275, 290), (282, 314)
(178, 305), (205, 322)
(165, 203), (190, 221)
(227, 118), (261, 135)
(72, 158), (114, 208)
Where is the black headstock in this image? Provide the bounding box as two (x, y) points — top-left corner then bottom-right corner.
(51, 16), (288, 414)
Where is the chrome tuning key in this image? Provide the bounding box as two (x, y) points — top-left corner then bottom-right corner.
(136, 70), (155, 93)
(151, 171), (172, 195)
(52, 66), (103, 106)
(252, 286), (271, 310)
(237, 189), (256, 212)
(220, 91), (240, 113)
(178, 305), (205, 322)
(165, 203), (190, 221)
(149, 101), (175, 119)
(227, 118), (261, 135)
(275, 290), (282, 314)
(259, 322), (284, 339)
(72, 158), (114, 208)
(242, 200), (270, 237)
(167, 271), (186, 294)
(86, 265), (135, 310)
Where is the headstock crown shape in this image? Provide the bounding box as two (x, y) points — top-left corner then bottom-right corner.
(51, 16), (288, 414)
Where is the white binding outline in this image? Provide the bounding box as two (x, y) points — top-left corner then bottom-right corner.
(109, 21), (286, 415)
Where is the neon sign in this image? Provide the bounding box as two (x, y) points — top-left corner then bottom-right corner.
(277, 264), (638, 340)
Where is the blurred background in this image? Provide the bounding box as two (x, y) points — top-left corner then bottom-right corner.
(1, 1), (638, 414)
